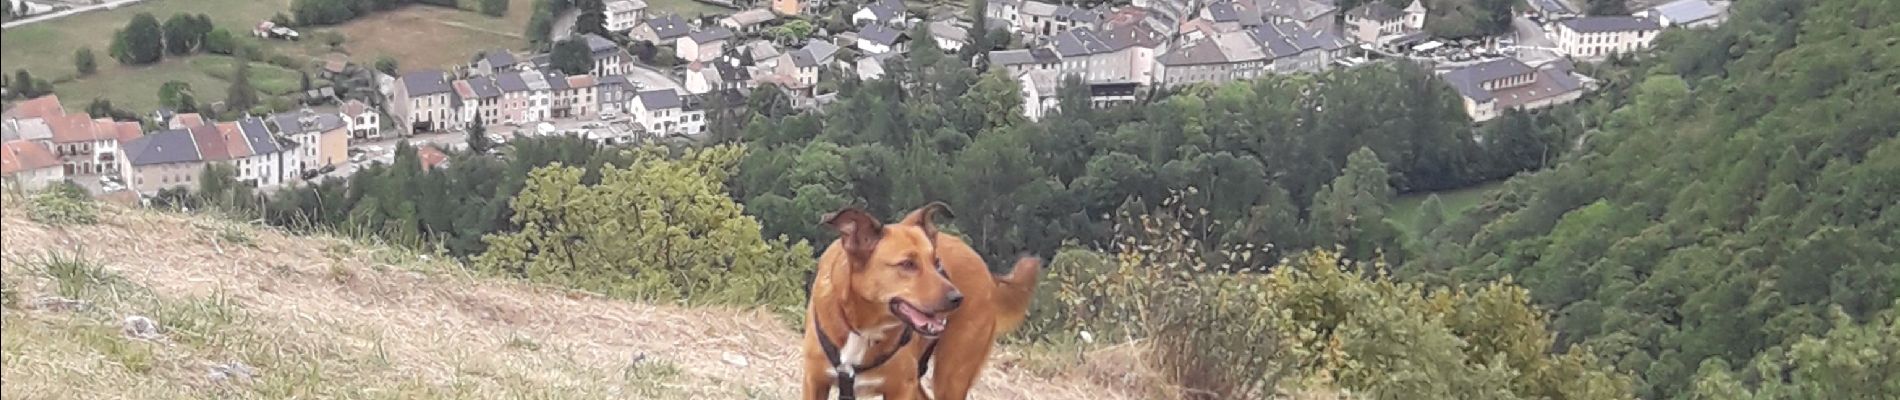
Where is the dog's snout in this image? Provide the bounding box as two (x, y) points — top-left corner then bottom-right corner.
(944, 290), (965, 310)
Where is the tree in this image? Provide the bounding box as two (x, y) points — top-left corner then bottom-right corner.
(293, 0), (357, 25)
(1307, 147), (1400, 262)
(962, 0), (990, 60)
(163, 13), (204, 55)
(204, 28), (238, 55)
(573, 0), (607, 38)
(480, 0), (508, 16)
(226, 57), (260, 112)
(301, 71), (314, 92)
(158, 81), (198, 112)
(11, 70), (42, 99)
(768, 20), (814, 44)
(74, 47), (98, 76)
(550, 38), (593, 75)
(475, 144), (812, 305)
(111, 13), (165, 65)
(1413, 194), (1446, 237)
(374, 56), (399, 76)
(467, 119), (494, 153)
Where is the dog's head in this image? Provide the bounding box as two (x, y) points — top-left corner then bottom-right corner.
(822, 202), (964, 337)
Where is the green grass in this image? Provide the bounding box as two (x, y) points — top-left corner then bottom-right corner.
(187, 56), (304, 96)
(646, 0), (735, 18)
(50, 55), (299, 113)
(0, 0), (295, 81)
(1388, 181), (1502, 237)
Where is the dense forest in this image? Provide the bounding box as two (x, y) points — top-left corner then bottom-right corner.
(1401, 0), (1900, 397)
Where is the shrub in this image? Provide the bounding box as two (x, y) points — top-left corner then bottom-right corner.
(28, 182), (99, 226)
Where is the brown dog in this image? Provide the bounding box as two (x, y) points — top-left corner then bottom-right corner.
(802, 202), (1040, 400)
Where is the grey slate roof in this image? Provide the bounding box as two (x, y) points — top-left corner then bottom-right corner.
(794, 39), (840, 66)
(237, 118), (282, 155)
(862, 0), (905, 21)
(1053, 4), (1103, 24)
(1258, 0), (1335, 22)
(637, 89), (683, 109)
(1020, 1), (1057, 16)
(715, 61), (750, 82)
(1648, 0), (1720, 23)
(597, 74), (631, 87)
(1560, 16), (1662, 33)
(1441, 58), (1535, 102)
(466, 76), (504, 98)
(401, 70), (453, 96)
(484, 50), (518, 68)
(542, 71), (571, 90)
(496, 72), (531, 92)
(858, 24), (907, 46)
(269, 111), (348, 134)
(1348, 2), (1402, 20)
(1052, 28), (1112, 57)
(1528, 0), (1574, 14)
(124, 129), (202, 166)
(583, 34), (620, 55)
(688, 26), (735, 43)
(648, 14), (691, 39)
(990, 48), (1060, 66)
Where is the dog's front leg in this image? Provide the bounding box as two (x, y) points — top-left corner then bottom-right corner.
(801, 373), (834, 400)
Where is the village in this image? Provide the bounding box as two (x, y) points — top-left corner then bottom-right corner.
(3, 0), (1729, 199)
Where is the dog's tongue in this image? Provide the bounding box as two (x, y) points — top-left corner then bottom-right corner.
(897, 303), (948, 335)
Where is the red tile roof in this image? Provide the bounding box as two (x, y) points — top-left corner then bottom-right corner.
(216, 122), (253, 159)
(174, 113), (206, 128)
(417, 144), (448, 171)
(341, 99), (371, 116)
(1, 140), (61, 175)
(112, 121), (143, 142)
(188, 124), (235, 162)
(3, 94), (66, 120)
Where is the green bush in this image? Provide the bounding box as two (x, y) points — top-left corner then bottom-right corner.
(1029, 191), (1633, 399)
(28, 182), (99, 226)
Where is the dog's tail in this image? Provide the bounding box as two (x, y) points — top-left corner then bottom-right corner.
(990, 255), (1042, 340)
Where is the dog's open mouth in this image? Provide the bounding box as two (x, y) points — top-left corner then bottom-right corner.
(890, 299), (949, 337)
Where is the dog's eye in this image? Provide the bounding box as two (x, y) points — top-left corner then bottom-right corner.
(935, 259), (946, 274)
(896, 260), (917, 270)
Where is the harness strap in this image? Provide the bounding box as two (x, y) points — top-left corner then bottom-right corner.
(917, 340), (940, 378)
(815, 316), (914, 400)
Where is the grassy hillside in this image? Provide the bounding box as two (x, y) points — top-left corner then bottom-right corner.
(0, 200), (1151, 399)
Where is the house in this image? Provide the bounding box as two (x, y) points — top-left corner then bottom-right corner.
(557, 74), (599, 119)
(496, 71), (537, 124)
(320, 55), (351, 80)
(857, 56), (888, 81)
(986, 0), (1022, 30)
(744, 40), (784, 69)
(118, 128), (205, 196)
(45, 113), (141, 176)
(217, 119), (294, 188)
(990, 47), (1062, 77)
(772, 0), (803, 16)
(391, 70), (461, 133)
(1256, 0), (1337, 33)
(3, 94), (66, 121)
(1047, 25), (1166, 85)
(340, 99), (381, 139)
(1018, 1), (1104, 38)
(928, 20), (970, 53)
(454, 76), (507, 127)
(1440, 58), (1587, 122)
(596, 75), (636, 115)
(857, 24), (910, 54)
(632, 14), (693, 45)
(606, 0), (649, 33)
(1155, 22), (1348, 87)
(583, 34), (633, 76)
(1018, 69), (1062, 121)
(1343, 0), (1425, 44)
(688, 59), (754, 94)
(1553, 16), (1661, 58)
(416, 145), (449, 171)
(720, 9), (777, 33)
(267, 110), (350, 173)
(1, 140), (65, 192)
(679, 27), (735, 63)
(1527, 0), (1577, 20)
(472, 49), (521, 76)
(520, 71), (557, 122)
(630, 89), (705, 136)
(1, 118), (54, 144)
(169, 113), (207, 129)
(853, 0), (907, 27)
(1641, 0), (1727, 28)
(774, 39), (840, 92)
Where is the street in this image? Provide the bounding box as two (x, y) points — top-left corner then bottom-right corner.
(1509, 15), (1564, 66)
(1, 0), (148, 29)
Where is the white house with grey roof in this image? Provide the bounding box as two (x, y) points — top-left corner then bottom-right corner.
(857, 24), (910, 54)
(773, 39), (839, 93)
(633, 14), (693, 45)
(720, 9), (777, 33)
(1553, 16), (1661, 58)
(1018, 1), (1104, 38)
(679, 27), (735, 63)
(582, 34), (633, 76)
(392, 70), (461, 133)
(118, 128), (205, 195)
(1641, 0), (1727, 28)
(630, 89), (705, 136)
(928, 20), (970, 53)
(853, 0), (907, 27)
(1439, 58), (1587, 122)
(1343, 0), (1425, 44)
(606, 0), (648, 33)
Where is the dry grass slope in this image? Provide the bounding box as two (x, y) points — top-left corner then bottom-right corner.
(0, 202), (1150, 399)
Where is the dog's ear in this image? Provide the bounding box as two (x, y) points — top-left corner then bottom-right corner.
(900, 202), (954, 242)
(822, 207), (884, 261)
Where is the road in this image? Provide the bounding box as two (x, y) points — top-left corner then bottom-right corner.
(550, 9), (578, 41)
(2, 0), (147, 29)
(624, 63), (684, 92)
(1510, 15), (1564, 66)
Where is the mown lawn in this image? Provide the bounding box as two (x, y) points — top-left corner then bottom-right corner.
(51, 55), (305, 114)
(1, 0), (294, 80)
(302, 5), (529, 71)
(1388, 181), (1502, 237)
(646, 0), (735, 18)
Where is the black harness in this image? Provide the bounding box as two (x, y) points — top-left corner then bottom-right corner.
(814, 316), (914, 400)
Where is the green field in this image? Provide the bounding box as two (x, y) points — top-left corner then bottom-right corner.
(647, 0), (735, 18)
(49, 55), (305, 114)
(1, 0), (295, 81)
(1388, 181), (1502, 238)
